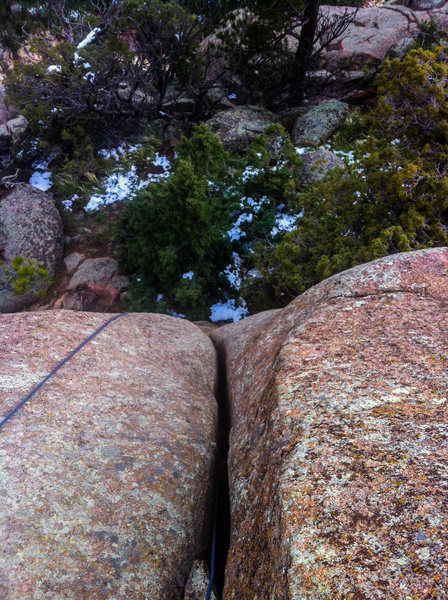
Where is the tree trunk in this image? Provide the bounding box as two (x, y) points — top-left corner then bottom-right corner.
(293, 0), (320, 101)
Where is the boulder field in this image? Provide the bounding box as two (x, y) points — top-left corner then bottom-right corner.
(0, 248), (448, 598)
(212, 247), (448, 599)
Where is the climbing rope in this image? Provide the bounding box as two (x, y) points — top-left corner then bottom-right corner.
(206, 458), (219, 600)
(0, 312), (128, 431)
(0, 309), (222, 600)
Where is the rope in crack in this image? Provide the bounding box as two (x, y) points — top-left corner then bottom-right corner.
(205, 442), (220, 600)
(0, 313), (128, 431)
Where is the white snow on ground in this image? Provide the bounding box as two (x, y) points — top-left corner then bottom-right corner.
(152, 153), (171, 170)
(62, 193), (78, 212)
(98, 143), (141, 161)
(332, 148), (355, 163)
(85, 166), (145, 211)
(182, 271), (194, 280)
(47, 65), (62, 74)
(84, 153), (171, 211)
(210, 298), (248, 322)
(295, 147), (310, 155)
(29, 161), (52, 191)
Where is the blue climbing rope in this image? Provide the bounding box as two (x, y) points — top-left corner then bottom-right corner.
(0, 309), (221, 600)
(205, 461), (219, 600)
(0, 312), (128, 431)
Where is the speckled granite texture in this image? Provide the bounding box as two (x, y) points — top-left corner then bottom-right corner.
(0, 311), (218, 600)
(211, 248), (448, 600)
(0, 183), (63, 312)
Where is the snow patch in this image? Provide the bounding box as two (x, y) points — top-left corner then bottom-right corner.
(29, 161), (52, 191)
(47, 65), (62, 74)
(210, 299), (248, 323)
(77, 27), (101, 49)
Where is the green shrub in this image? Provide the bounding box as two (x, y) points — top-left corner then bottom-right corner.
(117, 123), (303, 319)
(0, 256), (51, 296)
(245, 47), (448, 307)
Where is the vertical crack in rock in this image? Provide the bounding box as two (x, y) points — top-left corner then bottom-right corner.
(209, 336), (232, 598)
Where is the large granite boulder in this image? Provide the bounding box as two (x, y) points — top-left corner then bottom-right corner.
(211, 248), (448, 599)
(0, 183), (63, 312)
(0, 311), (218, 600)
(316, 5), (422, 71)
(206, 105), (276, 152)
(292, 100), (349, 147)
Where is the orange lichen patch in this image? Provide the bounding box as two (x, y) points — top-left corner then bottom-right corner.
(212, 248), (448, 600)
(0, 311), (218, 600)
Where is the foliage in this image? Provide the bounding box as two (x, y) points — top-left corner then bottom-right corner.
(328, 107), (365, 152)
(0, 256), (51, 296)
(245, 47), (448, 307)
(218, 1), (358, 107)
(415, 17), (448, 51)
(117, 123), (303, 319)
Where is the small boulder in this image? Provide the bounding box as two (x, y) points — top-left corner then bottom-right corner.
(63, 252), (85, 274)
(292, 99), (349, 147)
(55, 257), (129, 312)
(0, 115), (28, 162)
(0, 183), (63, 312)
(206, 105), (276, 152)
(300, 149), (346, 184)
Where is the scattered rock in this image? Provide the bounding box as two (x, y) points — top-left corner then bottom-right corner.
(117, 84), (157, 111)
(212, 248), (448, 599)
(63, 252), (85, 274)
(162, 86), (196, 115)
(183, 560), (217, 600)
(0, 311), (218, 600)
(0, 84), (13, 126)
(386, 34), (418, 60)
(305, 69), (336, 84)
(0, 115), (29, 158)
(292, 99), (349, 147)
(205, 86), (235, 111)
(300, 149), (346, 184)
(0, 183), (63, 313)
(54, 257), (129, 312)
(206, 105), (277, 152)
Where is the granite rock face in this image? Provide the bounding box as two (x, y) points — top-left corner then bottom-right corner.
(0, 311), (218, 600)
(318, 5), (422, 71)
(0, 183), (63, 312)
(211, 248), (448, 600)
